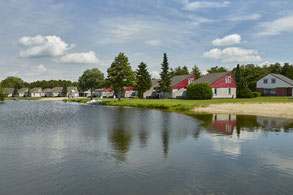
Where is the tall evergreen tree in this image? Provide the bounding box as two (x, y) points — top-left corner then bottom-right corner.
(107, 52), (136, 101)
(158, 53), (171, 94)
(134, 62), (152, 98)
(235, 64), (253, 98)
(192, 65), (201, 79)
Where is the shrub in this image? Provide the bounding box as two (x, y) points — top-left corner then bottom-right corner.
(237, 88), (254, 98)
(252, 92), (261, 97)
(186, 83), (213, 100)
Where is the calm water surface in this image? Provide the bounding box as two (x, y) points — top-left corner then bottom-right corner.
(0, 100), (293, 194)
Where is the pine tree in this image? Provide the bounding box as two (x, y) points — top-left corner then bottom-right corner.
(158, 53), (171, 94)
(134, 62), (152, 98)
(192, 65), (201, 79)
(107, 52), (136, 101)
(235, 64), (253, 98)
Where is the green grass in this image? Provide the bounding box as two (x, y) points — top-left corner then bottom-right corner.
(64, 96), (293, 111)
(6, 97), (43, 100)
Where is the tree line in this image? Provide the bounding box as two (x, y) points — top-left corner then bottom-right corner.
(1, 52), (292, 100)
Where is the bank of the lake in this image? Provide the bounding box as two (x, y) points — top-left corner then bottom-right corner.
(63, 97), (293, 118)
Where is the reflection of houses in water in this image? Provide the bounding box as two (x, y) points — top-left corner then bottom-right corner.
(256, 116), (293, 131)
(212, 114), (236, 135)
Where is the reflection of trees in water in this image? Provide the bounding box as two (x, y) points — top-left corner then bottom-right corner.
(162, 129), (169, 158)
(109, 127), (133, 162)
(161, 113), (170, 158)
(284, 123), (293, 133)
(236, 115), (260, 134)
(136, 110), (150, 149)
(138, 129), (148, 148)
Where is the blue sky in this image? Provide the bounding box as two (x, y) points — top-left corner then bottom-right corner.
(1, 0), (293, 82)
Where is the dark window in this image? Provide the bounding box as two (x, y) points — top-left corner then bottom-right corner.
(228, 88), (231, 95)
(264, 79), (268, 84)
(214, 88), (217, 95)
(271, 78), (276, 83)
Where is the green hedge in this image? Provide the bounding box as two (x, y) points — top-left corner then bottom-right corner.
(252, 92), (262, 97)
(186, 83), (213, 100)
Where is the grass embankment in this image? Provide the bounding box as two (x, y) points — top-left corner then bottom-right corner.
(64, 97), (293, 111)
(6, 97), (43, 100)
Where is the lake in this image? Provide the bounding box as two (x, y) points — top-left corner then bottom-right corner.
(0, 100), (293, 194)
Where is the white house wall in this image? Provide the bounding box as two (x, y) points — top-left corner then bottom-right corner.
(212, 88), (236, 99)
(257, 74), (293, 88)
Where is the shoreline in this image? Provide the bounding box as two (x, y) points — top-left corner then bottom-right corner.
(193, 103), (293, 119)
(8, 97), (293, 119)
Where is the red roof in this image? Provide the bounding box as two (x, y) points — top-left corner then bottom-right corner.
(102, 87), (112, 92)
(171, 75), (196, 89)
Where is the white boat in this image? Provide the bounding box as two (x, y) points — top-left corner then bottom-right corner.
(86, 99), (102, 105)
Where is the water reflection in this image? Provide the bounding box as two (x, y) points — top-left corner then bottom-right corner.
(109, 127), (133, 162)
(1, 101), (293, 194)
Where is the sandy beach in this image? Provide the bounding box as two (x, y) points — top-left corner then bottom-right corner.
(193, 103), (293, 119)
(40, 97), (69, 101)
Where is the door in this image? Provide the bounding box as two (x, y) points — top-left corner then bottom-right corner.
(288, 88), (292, 96)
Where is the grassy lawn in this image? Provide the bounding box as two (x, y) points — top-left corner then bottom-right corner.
(64, 96), (293, 111)
(6, 97), (43, 100)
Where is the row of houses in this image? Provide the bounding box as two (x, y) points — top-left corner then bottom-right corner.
(99, 71), (237, 99)
(4, 87), (79, 98)
(4, 72), (237, 99)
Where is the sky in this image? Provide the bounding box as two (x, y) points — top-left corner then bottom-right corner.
(1, 0), (293, 82)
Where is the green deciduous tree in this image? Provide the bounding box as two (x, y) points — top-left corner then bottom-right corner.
(0, 84), (5, 101)
(207, 66), (228, 73)
(192, 65), (201, 79)
(78, 68), (105, 100)
(281, 63), (293, 80)
(1, 77), (24, 89)
(186, 83), (213, 100)
(107, 53), (136, 100)
(158, 53), (171, 94)
(135, 62), (152, 98)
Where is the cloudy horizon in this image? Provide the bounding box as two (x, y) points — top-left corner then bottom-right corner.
(1, 0), (293, 82)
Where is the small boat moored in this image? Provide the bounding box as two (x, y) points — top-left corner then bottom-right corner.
(86, 99), (102, 105)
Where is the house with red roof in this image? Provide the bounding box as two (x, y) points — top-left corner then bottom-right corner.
(195, 72), (236, 98)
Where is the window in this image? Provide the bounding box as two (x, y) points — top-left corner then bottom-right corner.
(264, 79), (268, 84)
(271, 78), (276, 84)
(264, 88), (276, 95)
(188, 78), (194, 85)
(214, 88), (217, 95)
(228, 88), (231, 95)
(225, 76), (231, 83)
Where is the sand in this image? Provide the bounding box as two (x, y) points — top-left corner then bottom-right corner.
(193, 103), (293, 119)
(40, 97), (69, 101)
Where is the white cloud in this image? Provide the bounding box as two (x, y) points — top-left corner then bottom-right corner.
(183, 1), (230, 11)
(5, 64), (48, 78)
(19, 35), (73, 57)
(144, 40), (162, 46)
(212, 34), (242, 46)
(57, 51), (100, 64)
(203, 47), (262, 63)
(36, 64), (47, 72)
(257, 15), (293, 36)
(151, 71), (160, 78)
(228, 13), (261, 21)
